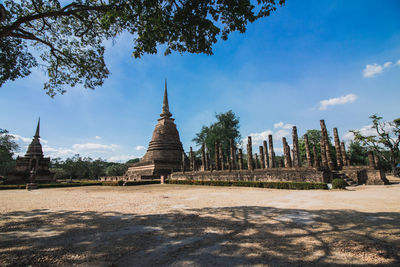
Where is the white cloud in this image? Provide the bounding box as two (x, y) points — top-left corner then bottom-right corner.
(343, 123), (395, 143)
(108, 155), (139, 162)
(242, 125), (292, 155)
(274, 129), (290, 140)
(135, 145), (146, 151)
(246, 130), (273, 147)
(43, 145), (77, 158)
(11, 133), (48, 144)
(319, 94), (357, 110)
(11, 134), (31, 143)
(95, 136), (102, 140)
(273, 122), (294, 129)
(363, 64), (383, 77)
(383, 61), (392, 68)
(363, 60), (396, 77)
(72, 143), (119, 152)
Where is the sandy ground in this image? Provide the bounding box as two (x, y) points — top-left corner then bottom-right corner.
(1, 181), (400, 266)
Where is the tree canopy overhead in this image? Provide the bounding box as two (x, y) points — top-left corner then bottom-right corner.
(0, 0), (285, 97)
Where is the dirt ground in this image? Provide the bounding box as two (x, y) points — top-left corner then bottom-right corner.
(1, 179), (400, 266)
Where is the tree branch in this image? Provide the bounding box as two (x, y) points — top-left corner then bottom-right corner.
(0, 3), (115, 38)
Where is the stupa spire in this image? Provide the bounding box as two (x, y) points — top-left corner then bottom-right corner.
(25, 117), (43, 157)
(160, 79), (172, 118)
(34, 117), (40, 139)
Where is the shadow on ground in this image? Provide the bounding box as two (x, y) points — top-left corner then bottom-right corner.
(1, 206), (399, 266)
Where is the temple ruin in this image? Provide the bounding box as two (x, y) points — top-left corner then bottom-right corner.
(7, 119), (54, 184)
(171, 119), (388, 185)
(103, 85), (387, 186)
(123, 81), (186, 180)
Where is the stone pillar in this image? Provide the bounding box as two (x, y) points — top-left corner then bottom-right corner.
(230, 139), (236, 170)
(279, 158), (284, 168)
(292, 126), (301, 167)
(238, 149), (244, 170)
(320, 137), (328, 168)
(219, 143), (225, 170)
(268, 135), (276, 168)
(263, 140), (269, 168)
(374, 154), (380, 168)
(287, 144), (292, 167)
(282, 137), (291, 168)
(254, 153), (259, 169)
(320, 120), (335, 170)
(201, 144), (206, 171)
(214, 141), (220, 170)
(304, 134), (313, 167)
(333, 128), (343, 168)
(181, 152), (186, 172)
(313, 145), (320, 168)
(189, 147), (194, 171)
(368, 151), (375, 168)
(341, 142), (349, 166)
(259, 146), (265, 169)
(247, 136), (253, 170)
(206, 151), (210, 170)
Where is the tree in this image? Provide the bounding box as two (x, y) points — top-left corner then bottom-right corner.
(298, 129), (336, 165)
(350, 114), (400, 174)
(126, 158), (140, 165)
(347, 141), (368, 166)
(0, 129), (19, 176)
(0, 0), (285, 97)
(106, 164), (127, 176)
(193, 110), (241, 160)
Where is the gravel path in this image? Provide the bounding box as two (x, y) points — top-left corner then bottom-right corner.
(1, 183), (400, 266)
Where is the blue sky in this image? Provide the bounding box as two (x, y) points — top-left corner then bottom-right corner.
(1, 0), (399, 162)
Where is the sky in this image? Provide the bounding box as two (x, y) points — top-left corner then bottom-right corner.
(1, 0), (399, 162)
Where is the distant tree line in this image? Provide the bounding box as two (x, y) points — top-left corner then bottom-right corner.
(50, 156), (139, 180)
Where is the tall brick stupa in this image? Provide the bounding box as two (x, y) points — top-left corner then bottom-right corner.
(125, 81), (185, 180)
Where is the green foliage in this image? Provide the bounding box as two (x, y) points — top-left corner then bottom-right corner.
(0, 0), (285, 96)
(348, 141), (368, 166)
(193, 110), (241, 161)
(106, 164), (128, 176)
(299, 129), (337, 165)
(51, 168), (70, 180)
(299, 130), (322, 164)
(350, 114), (400, 174)
(50, 155), (123, 180)
(126, 158), (140, 165)
(167, 179), (328, 190)
(0, 128), (19, 176)
(332, 178), (347, 189)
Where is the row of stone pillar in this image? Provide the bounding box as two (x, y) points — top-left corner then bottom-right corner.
(185, 120), (374, 172)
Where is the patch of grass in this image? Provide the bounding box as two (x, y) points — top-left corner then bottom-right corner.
(166, 180), (328, 190)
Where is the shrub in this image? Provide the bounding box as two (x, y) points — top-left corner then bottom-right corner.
(332, 178), (347, 189)
(166, 180), (328, 190)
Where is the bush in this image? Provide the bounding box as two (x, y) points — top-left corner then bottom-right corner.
(332, 178), (347, 189)
(166, 180), (328, 190)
